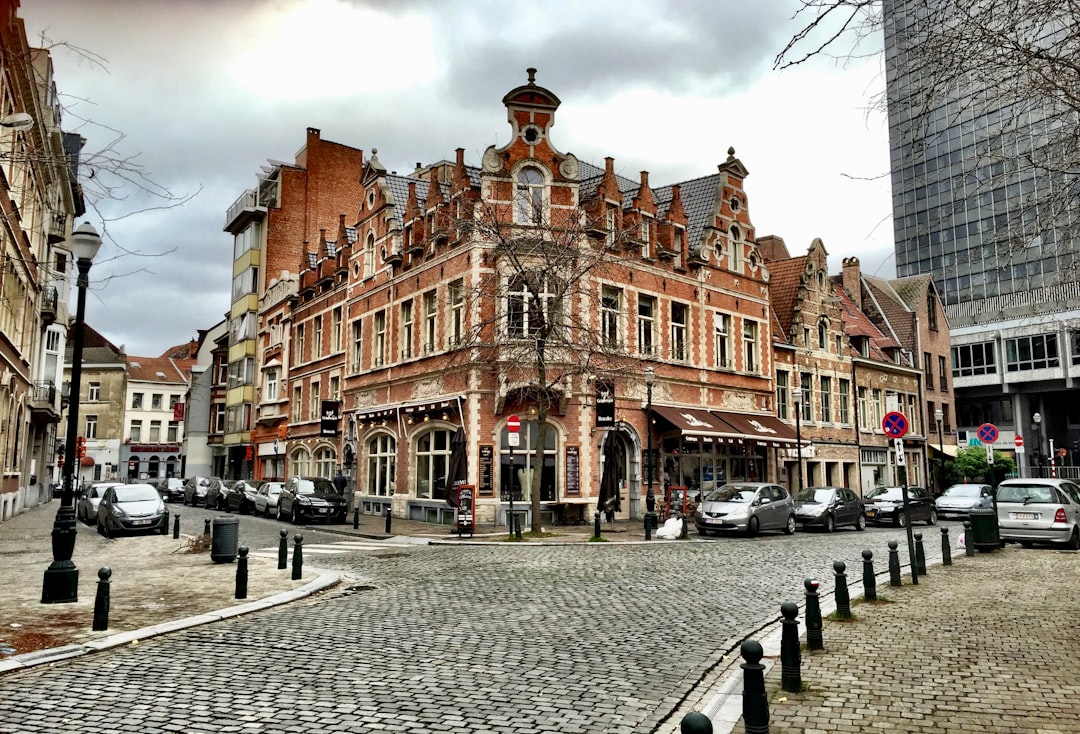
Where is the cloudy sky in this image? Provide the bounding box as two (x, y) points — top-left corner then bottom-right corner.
(22, 0), (893, 358)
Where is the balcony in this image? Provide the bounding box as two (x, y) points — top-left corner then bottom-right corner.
(40, 286), (58, 325)
(224, 176), (279, 234)
(28, 380), (59, 422)
(48, 212), (67, 244)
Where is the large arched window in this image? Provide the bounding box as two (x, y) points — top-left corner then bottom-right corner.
(415, 427), (452, 499)
(290, 447), (311, 478)
(364, 233), (376, 277)
(315, 446), (337, 478)
(367, 433), (396, 496)
(499, 420), (558, 502)
(515, 166), (546, 224)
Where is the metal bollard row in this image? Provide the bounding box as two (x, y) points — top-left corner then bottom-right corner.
(941, 526), (952, 566)
(862, 549), (877, 601)
(888, 540), (902, 586)
(278, 528), (288, 570)
(291, 533), (304, 580)
(833, 561), (851, 619)
(914, 531), (927, 576)
(92, 566), (111, 631)
(780, 601), (801, 693)
(964, 520), (975, 557)
(235, 546), (249, 599)
(804, 578), (823, 650)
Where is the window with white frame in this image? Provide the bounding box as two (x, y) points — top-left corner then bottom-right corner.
(858, 387), (869, 429)
(640, 218), (651, 258)
(265, 369), (278, 401)
(88, 382), (100, 401)
(515, 166), (546, 224)
(290, 447), (311, 478)
(331, 307), (342, 352)
(800, 373), (813, 421)
(818, 319), (828, 350)
(638, 295), (656, 356)
(507, 273), (561, 339)
(871, 388), (884, 429)
(313, 316), (323, 359)
(364, 233), (376, 278)
(673, 227), (684, 268)
(368, 434), (396, 496)
(742, 319), (759, 373)
(309, 381), (321, 421)
(601, 286), (623, 348)
(294, 323), (305, 365)
(605, 208), (616, 246)
(820, 375), (832, 422)
(776, 371), (790, 419)
(400, 300), (414, 359)
(423, 291), (437, 353)
(415, 428), (452, 499)
(292, 386), (303, 423)
(728, 226), (742, 271)
(714, 312), (731, 368)
(839, 379), (851, 423)
(85, 414), (98, 439)
(671, 302), (688, 361)
(329, 375), (340, 400)
(167, 422), (179, 442)
(130, 420), (143, 442)
(132, 393), (143, 409)
(149, 420), (161, 442)
(1005, 333), (1059, 372)
(374, 310), (386, 366)
(211, 404), (226, 433)
(449, 280), (464, 346)
(315, 446), (336, 478)
(351, 321), (362, 371)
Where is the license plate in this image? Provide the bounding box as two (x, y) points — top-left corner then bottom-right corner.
(132, 519), (151, 526)
(316, 508), (327, 513)
(1012, 512), (1038, 520)
(866, 509), (877, 517)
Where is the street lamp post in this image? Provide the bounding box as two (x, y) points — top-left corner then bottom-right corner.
(934, 408), (944, 492)
(42, 222), (102, 604)
(1033, 412), (1043, 478)
(792, 386), (804, 493)
(644, 367), (656, 520)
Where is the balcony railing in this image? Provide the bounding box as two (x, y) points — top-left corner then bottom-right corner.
(40, 286), (58, 324)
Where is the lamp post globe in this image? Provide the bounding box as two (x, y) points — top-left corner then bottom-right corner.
(791, 385), (804, 494)
(42, 222), (101, 604)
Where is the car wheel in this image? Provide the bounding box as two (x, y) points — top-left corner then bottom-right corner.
(895, 512), (907, 528)
(927, 508), (938, 526)
(746, 516), (759, 536)
(1069, 527), (1080, 551)
(784, 514), (796, 535)
(1020, 540), (1034, 548)
(276, 503), (283, 521)
(102, 519), (112, 539)
(292, 505), (300, 525)
(182, 494), (189, 506)
(96, 519), (104, 536)
(855, 514), (867, 531)
(824, 514), (835, 533)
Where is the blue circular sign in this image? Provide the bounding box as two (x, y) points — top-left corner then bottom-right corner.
(882, 411), (909, 438)
(977, 423), (999, 444)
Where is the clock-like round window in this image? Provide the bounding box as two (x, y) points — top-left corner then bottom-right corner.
(522, 125), (543, 144)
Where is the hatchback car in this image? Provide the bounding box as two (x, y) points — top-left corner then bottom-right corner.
(77, 482), (121, 524)
(96, 483), (169, 537)
(254, 481), (284, 517)
(157, 477), (185, 503)
(277, 477), (348, 524)
(995, 478), (1080, 549)
(182, 476), (215, 506)
(225, 480), (259, 514)
(205, 479), (233, 511)
(935, 483), (994, 519)
(793, 486), (866, 532)
(695, 482), (796, 536)
(863, 485), (937, 526)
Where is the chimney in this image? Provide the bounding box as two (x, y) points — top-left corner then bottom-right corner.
(842, 257), (862, 310)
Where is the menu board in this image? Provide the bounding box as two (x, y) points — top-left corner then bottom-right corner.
(565, 445), (580, 496)
(478, 444), (494, 496)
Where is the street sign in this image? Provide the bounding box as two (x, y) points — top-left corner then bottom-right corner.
(894, 438), (906, 466)
(882, 411), (909, 438)
(507, 415), (521, 433)
(986, 442), (994, 465)
(977, 422), (999, 444)
(1014, 435), (1024, 448)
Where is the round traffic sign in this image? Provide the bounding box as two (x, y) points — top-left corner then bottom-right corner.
(882, 411), (909, 438)
(977, 422), (999, 444)
(507, 415), (521, 433)
(1014, 435), (1024, 448)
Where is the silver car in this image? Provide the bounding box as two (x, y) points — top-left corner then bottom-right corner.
(695, 482), (796, 536)
(935, 483), (993, 519)
(254, 481), (284, 517)
(995, 478), (1080, 549)
(96, 483), (170, 537)
(76, 482), (122, 524)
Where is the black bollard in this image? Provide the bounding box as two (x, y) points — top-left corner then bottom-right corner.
(914, 532), (927, 576)
(834, 560), (851, 619)
(780, 601), (801, 693)
(888, 540), (902, 587)
(291, 533), (304, 580)
(804, 578), (823, 650)
(515, 514), (523, 540)
(353, 506), (359, 530)
(277, 528), (288, 570)
(644, 514), (652, 541)
(964, 520), (975, 557)
(172, 513), (180, 540)
(92, 566), (111, 631)
(680, 711), (713, 733)
(740, 640), (769, 734)
(941, 526), (952, 566)
(203, 517), (211, 538)
(235, 546), (249, 600)
(594, 511), (601, 540)
(384, 507), (392, 534)
(861, 549), (877, 601)
(680, 514), (689, 539)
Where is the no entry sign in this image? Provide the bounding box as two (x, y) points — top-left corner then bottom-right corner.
(507, 415), (521, 433)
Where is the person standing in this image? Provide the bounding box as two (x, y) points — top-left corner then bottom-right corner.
(333, 470), (350, 514)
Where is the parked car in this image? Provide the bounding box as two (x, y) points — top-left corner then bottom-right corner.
(254, 481), (284, 517)
(205, 479), (234, 511)
(935, 483), (994, 519)
(96, 483), (169, 537)
(277, 477), (348, 524)
(793, 486), (866, 532)
(157, 477), (185, 502)
(995, 478), (1080, 549)
(76, 482), (122, 524)
(182, 476), (215, 506)
(225, 480), (259, 514)
(863, 485), (937, 526)
(695, 482), (796, 536)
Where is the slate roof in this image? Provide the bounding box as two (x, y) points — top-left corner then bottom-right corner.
(863, 275), (914, 347)
(834, 284), (905, 362)
(763, 256), (807, 340)
(654, 173), (723, 250)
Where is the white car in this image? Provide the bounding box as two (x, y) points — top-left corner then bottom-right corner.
(996, 478), (1080, 549)
(254, 481), (284, 517)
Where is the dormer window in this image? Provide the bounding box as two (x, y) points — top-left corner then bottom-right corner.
(641, 218), (651, 258)
(817, 319), (828, 350)
(515, 166), (546, 224)
(728, 226), (742, 271)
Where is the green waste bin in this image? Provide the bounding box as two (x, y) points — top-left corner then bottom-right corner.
(968, 503), (1000, 553)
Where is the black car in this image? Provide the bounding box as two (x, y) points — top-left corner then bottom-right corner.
(205, 479), (233, 511)
(157, 477), (185, 502)
(863, 486), (937, 526)
(183, 476), (215, 506)
(225, 480), (259, 514)
(277, 477), (348, 524)
(793, 486), (866, 532)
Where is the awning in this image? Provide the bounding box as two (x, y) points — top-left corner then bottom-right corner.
(650, 406), (741, 443)
(930, 443), (960, 457)
(80, 456), (95, 467)
(715, 411), (799, 446)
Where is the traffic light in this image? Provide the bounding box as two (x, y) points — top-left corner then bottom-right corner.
(75, 437), (86, 459)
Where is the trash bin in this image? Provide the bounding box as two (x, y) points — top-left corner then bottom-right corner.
(211, 514), (240, 563)
(968, 503), (1000, 553)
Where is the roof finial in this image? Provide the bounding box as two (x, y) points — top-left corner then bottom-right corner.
(527, 67), (537, 84)
(727, 146), (736, 159)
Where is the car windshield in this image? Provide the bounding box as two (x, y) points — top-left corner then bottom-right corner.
(795, 488), (834, 504)
(996, 484), (1055, 503)
(294, 478), (337, 495)
(942, 486), (982, 498)
(705, 484), (759, 503)
(866, 487), (903, 501)
(266, 483), (283, 494)
(115, 485), (160, 502)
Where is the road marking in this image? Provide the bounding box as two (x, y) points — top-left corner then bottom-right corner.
(248, 539), (412, 558)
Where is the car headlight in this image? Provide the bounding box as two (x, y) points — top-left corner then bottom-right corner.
(298, 496), (311, 505)
(111, 506), (127, 518)
(726, 507), (749, 519)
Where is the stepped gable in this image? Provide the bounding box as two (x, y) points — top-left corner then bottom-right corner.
(762, 255), (808, 339)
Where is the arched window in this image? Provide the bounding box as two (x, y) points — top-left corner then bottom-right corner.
(415, 427), (452, 499)
(364, 233), (376, 277)
(728, 226), (742, 271)
(367, 433), (396, 496)
(315, 446), (337, 478)
(499, 420), (558, 502)
(147, 455), (160, 480)
(289, 447), (311, 478)
(515, 166), (546, 224)
(817, 318), (828, 350)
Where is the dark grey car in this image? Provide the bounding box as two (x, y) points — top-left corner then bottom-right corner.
(695, 482), (796, 536)
(794, 486), (866, 532)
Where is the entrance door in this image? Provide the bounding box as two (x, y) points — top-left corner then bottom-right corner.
(610, 431), (631, 519)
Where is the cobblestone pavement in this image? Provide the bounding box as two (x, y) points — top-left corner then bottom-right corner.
(0, 502), (949, 734)
(747, 546), (1080, 734)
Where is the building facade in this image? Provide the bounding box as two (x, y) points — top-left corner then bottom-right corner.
(119, 349), (193, 481)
